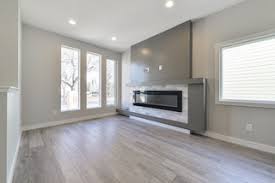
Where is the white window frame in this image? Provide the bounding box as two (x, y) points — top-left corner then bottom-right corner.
(106, 59), (118, 107)
(86, 51), (102, 109)
(215, 30), (275, 109)
(60, 45), (81, 112)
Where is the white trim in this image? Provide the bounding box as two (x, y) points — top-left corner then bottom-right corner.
(22, 112), (117, 131)
(215, 29), (275, 109)
(130, 116), (190, 134)
(216, 29), (275, 49)
(7, 132), (21, 183)
(0, 86), (19, 93)
(216, 99), (275, 109)
(204, 131), (275, 155)
(60, 109), (81, 113)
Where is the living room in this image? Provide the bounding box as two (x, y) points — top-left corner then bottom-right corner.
(1, 0), (275, 183)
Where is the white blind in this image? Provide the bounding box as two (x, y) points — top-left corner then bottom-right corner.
(221, 36), (275, 102)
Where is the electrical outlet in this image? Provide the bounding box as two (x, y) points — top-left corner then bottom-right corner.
(245, 123), (253, 132)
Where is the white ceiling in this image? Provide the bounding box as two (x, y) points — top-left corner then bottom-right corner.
(21, 0), (244, 52)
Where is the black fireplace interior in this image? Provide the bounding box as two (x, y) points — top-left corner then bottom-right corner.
(133, 90), (182, 112)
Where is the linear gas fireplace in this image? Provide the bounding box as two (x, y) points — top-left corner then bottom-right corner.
(133, 90), (182, 112)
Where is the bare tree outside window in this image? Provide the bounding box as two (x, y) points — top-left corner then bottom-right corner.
(87, 53), (101, 108)
(106, 59), (116, 106)
(61, 46), (80, 111)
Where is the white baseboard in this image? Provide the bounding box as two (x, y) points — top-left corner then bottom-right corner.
(130, 116), (190, 134)
(204, 131), (275, 155)
(8, 131), (22, 183)
(22, 112), (118, 131)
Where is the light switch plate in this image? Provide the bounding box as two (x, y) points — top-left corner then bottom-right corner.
(159, 65), (163, 71)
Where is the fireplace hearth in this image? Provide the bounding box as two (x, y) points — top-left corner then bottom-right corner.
(133, 90), (182, 112)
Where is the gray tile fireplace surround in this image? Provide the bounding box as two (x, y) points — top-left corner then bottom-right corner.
(118, 78), (207, 133)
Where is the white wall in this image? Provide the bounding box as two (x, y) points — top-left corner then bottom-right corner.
(192, 0), (275, 147)
(22, 24), (121, 127)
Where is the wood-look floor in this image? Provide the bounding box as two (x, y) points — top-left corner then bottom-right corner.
(13, 115), (275, 183)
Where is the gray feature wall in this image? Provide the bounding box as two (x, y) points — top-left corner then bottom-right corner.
(130, 21), (192, 83)
(22, 24), (121, 126)
(192, 0), (275, 147)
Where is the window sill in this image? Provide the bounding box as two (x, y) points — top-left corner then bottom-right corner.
(61, 109), (81, 112)
(86, 106), (102, 110)
(216, 99), (275, 109)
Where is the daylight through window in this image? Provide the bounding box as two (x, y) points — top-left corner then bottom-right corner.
(106, 59), (116, 106)
(87, 52), (101, 108)
(61, 46), (80, 111)
(220, 35), (275, 104)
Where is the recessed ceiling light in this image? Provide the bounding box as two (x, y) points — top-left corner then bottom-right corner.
(68, 19), (77, 25)
(165, 0), (174, 8)
(111, 36), (117, 41)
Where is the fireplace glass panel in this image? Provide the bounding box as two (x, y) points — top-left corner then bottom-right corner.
(136, 94), (177, 107)
(133, 91), (182, 112)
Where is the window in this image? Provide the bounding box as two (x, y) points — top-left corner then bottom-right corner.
(61, 46), (80, 111)
(106, 59), (117, 106)
(86, 52), (101, 108)
(218, 34), (275, 106)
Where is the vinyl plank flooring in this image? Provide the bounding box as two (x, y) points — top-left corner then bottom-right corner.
(13, 115), (275, 183)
